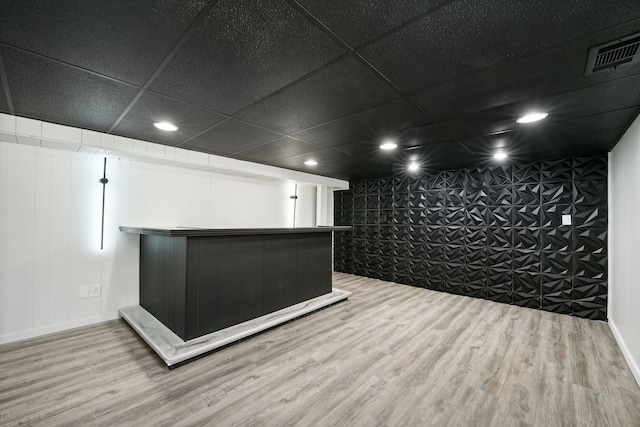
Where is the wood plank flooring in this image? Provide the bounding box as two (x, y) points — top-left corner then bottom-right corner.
(1, 273), (639, 426)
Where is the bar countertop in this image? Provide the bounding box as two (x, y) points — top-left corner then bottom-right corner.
(119, 226), (352, 237)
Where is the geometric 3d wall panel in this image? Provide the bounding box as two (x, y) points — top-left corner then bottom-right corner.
(334, 155), (608, 320)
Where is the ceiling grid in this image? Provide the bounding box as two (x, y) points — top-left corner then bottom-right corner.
(0, 0), (638, 180)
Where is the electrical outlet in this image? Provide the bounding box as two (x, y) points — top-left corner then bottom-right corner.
(562, 214), (572, 226)
(78, 286), (89, 299)
(89, 284), (101, 297)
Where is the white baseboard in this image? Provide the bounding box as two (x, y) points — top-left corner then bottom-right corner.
(609, 317), (640, 388)
(0, 312), (120, 345)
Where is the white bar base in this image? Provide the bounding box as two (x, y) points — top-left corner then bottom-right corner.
(119, 288), (351, 367)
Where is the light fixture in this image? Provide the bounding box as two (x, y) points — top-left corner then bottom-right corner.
(407, 161), (420, 172)
(516, 112), (548, 124)
(380, 141), (398, 150)
(153, 121), (179, 131)
(304, 160), (318, 166)
(494, 151), (508, 161)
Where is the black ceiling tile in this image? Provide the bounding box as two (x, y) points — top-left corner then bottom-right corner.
(359, 0), (640, 94)
(437, 111), (518, 141)
(410, 21), (640, 121)
(530, 108), (639, 140)
(462, 129), (621, 163)
(230, 136), (321, 163)
(1, 47), (139, 132)
(458, 135), (519, 160)
(310, 140), (402, 180)
(401, 123), (455, 148)
(150, 0), (345, 115)
(0, 0), (208, 86)
(234, 56), (399, 134)
(268, 149), (371, 181)
(409, 141), (481, 172)
(437, 75), (640, 141)
(180, 118), (281, 155)
(509, 131), (619, 163)
(331, 139), (404, 159)
(329, 139), (478, 178)
(456, 134), (518, 156)
(289, 98), (430, 148)
(112, 91), (226, 146)
(518, 129), (622, 158)
(327, 122), (451, 158)
(541, 75), (640, 121)
(294, 0), (448, 48)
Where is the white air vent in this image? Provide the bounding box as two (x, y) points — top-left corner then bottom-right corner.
(585, 33), (640, 76)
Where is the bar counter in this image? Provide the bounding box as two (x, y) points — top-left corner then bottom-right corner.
(119, 226), (351, 365)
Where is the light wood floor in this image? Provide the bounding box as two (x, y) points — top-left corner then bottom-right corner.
(1, 273), (639, 426)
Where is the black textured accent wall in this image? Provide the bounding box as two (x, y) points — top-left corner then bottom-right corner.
(334, 156), (608, 320)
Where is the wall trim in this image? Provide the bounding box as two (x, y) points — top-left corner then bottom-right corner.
(0, 312), (120, 345)
(609, 317), (640, 388)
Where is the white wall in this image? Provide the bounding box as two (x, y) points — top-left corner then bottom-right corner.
(316, 185), (334, 226)
(0, 141), (335, 344)
(609, 112), (640, 386)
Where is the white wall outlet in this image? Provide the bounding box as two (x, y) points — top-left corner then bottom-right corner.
(89, 284), (101, 297)
(561, 214), (572, 226)
(78, 285), (89, 299)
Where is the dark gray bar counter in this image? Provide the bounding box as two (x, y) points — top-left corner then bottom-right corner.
(120, 226), (350, 341)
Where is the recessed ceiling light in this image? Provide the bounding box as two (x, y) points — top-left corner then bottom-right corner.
(380, 141), (398, 150)
(304, 160), (318, 166)
(494, 151), (508, 161)
(516, 112), (548, 124)
(153, 122), (179, 131)
(407, 161), (420, 172)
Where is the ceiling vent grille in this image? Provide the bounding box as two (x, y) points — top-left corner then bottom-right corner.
(585, 33), (640, 76)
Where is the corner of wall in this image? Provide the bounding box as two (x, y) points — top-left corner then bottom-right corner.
(607, 110), (640, 389)
(608, 317), (640, 387)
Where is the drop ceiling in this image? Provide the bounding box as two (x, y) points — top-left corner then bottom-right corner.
(1, 0), (639, 181)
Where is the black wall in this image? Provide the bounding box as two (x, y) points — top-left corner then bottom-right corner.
(333, 156), (608, 320)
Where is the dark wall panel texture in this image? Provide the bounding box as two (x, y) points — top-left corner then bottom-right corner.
(333, 156), (608, 320)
